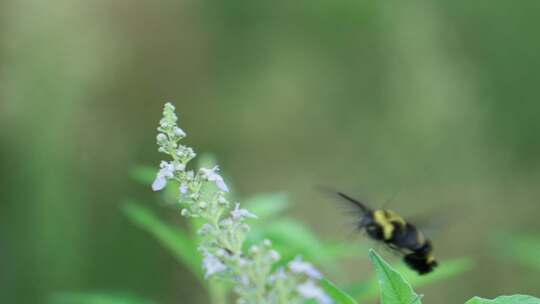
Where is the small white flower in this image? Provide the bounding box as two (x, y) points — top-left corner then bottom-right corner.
(289, 256), (323, 279)
(175, 163), (186, 171)
(165, 162), (176, 174)
(179, 147), (196, 160)
(186, 147), (195, 156)
(214, 180), (228, 192)
(200, 166), (229, 192)
(268, 267), (288, 284)
(237, 257), (249, 267)
(162, 103), (178, 121)
(237, 274), (250, 287)
(218, 196), (228, 205)
(215, 248), (228, 257)
(159, 118), (170, 128)
(164, 102), (176, 112)
(197, 224), (213, 235)
(179, 182), (188, 194)
(203, 251), (227, 278)
(269, 250), (280, 262)
(220, 218), (233, 227)
(152, 176), (167, 191)
(276, 267), (287, 280)
(152, 161), (176, 191)
(156, 133), (167, 143)
(173, 126), (186, 137)
(250, 245), (259, 254)
(297, 280), (333, 304)
(231, 203), (257, 221)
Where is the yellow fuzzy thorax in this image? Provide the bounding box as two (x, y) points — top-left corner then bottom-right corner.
(373, 209), (406, 240)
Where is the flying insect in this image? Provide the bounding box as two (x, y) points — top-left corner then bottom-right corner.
(334, 191), (438, 275)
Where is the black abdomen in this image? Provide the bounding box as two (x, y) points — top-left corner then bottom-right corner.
(390, 223), (425, 251)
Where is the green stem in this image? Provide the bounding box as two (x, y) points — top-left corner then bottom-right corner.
(208, 280), (228, 304)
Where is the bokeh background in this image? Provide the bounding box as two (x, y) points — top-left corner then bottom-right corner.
(2, 0), (540, 303)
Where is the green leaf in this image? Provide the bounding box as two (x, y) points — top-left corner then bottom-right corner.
(466, 295), (540, 304)
(353, 257), (472, 301)
(368, 249), (420, 304)
(320, 278), (358, 304)
(50, 292), (155, 304)
(243, 192), (289, 219)
(122, 201), (202, 280)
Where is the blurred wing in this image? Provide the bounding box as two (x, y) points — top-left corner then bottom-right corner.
(316, 185), (372, 214)
(403, 214), (445, 241)
(385, 243), (408, 257)
(336, 192), (371, 214)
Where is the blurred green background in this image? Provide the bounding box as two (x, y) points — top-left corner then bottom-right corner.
(2, 0), (540, 303)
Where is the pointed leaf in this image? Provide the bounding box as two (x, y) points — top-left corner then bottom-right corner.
(354, 257), (472, 301)
(368, 249), (420, 304)
(320, 278), (358, 304)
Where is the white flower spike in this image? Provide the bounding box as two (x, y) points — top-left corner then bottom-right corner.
(151, 103), (331, 303)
